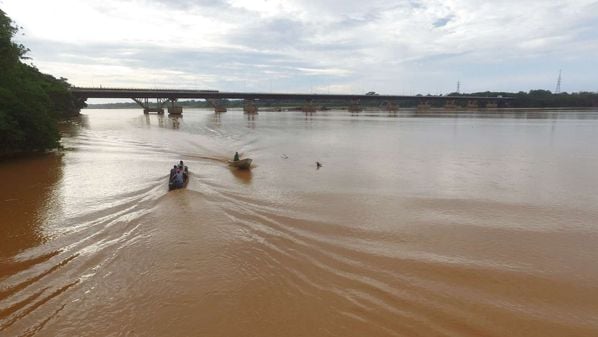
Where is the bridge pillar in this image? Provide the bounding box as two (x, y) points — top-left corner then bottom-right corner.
(486, 101), (498, 108)
(207, 98), (227, 113)
(302, 99), (316, 113)
(348, 99), (362, 112)
(444, 100), (458, 110)
(466, 100), (479, 109)
(243, 99), (258, 114)
(417, 101), (431, 111)
(380, 100), (399, 112)
(168, 106), (183, 114)
(167, 98), (183, 115)
(133, 97), (167, 114)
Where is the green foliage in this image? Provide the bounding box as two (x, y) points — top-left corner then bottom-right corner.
(1, 9), (82, 156)
(467, 90), (598, 108)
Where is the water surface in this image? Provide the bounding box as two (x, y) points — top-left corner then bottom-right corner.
(1, 108), (598, 336)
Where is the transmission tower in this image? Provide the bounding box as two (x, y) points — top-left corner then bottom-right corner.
(555, 70), (562, 94)
(457, 80), (460, 94)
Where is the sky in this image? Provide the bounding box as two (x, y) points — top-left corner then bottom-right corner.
(2, 0), (598, 95)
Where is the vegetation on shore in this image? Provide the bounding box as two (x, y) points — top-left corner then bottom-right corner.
(444, 90), (598, 108)
(0, 9), (85, 157)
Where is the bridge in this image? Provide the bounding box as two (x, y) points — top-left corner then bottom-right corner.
(70, 87), (512, 114)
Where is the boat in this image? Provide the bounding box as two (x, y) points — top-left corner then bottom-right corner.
(169, 164), (189, 191)
(228, 158), (252, 170)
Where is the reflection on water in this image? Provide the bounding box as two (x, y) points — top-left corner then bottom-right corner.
(0, 154), (63, 258)
(210, 112), (222, 128)
(246, 112), (257, 129)
(58, 115), (89, 138)
(169, 115), (181, 129)
(229, 166), (253, 183)
(2, 108), (598, 337)
(410, 107), (598, 120)
(139, 114), (183, 129)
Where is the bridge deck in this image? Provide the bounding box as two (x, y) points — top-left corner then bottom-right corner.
(70, 87), (511, 101)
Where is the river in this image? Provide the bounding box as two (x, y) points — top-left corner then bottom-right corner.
(1, 108), (598, 337)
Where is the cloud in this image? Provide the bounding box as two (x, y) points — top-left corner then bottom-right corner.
(2, 0), (597, 93)
(433, 15), (454, 28)
(228, 17), (310, 51)
(146, 0), (227, 8)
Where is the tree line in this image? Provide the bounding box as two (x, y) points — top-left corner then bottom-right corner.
(0, 9), (85, 157)
(444, 90), (598, 108)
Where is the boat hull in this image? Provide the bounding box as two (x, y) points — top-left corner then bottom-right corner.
(228, 158), (252, 169)
(169, 166), (189, 191)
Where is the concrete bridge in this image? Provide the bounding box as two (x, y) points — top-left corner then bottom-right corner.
(70, 87), (512, 114)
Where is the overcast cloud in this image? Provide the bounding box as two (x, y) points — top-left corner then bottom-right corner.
(2, 0), (597, 94)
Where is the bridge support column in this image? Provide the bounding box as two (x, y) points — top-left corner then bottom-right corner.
(167, 98), (183, 114)
(381, 101), (399, 112)
(132, 97), (168, 114)
(444, 100), (458, 110)
(207, 99), (227, 113)
(348, 99), (362, 112)
(417, 100), (431, 111)
(466, 100), (479, 109)
(302, 99), (316, 113)
(243, 99), (258, 114)
(486, 101), (498, 108)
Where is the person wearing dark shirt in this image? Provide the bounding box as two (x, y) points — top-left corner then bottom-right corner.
(174, 169), (184, 187)
(170, 165), (177, 181)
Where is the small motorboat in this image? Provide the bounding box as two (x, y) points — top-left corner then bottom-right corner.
(228, 158), (252, 170)
(169, 164), (189, 191)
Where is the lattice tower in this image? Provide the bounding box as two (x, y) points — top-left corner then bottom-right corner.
(555, 70), (562, 94)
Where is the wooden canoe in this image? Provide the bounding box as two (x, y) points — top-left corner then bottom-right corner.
(228, 158), (252, 169)
(169, 166), (189, 190)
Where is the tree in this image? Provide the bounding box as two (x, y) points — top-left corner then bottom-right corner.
(1, 9), (83, 156)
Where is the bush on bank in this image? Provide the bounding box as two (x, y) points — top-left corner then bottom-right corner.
(0, 9), (84, 157)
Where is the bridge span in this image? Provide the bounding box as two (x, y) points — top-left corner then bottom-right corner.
(70, 87), (512, 114)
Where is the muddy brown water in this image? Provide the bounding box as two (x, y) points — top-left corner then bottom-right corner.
(1, 108), (598, 336)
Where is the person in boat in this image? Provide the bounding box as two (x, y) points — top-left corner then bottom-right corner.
(316, 161), (322, 169)
(233, 152), (239, 161)
(170, 165), (177, 181)
(173, 168), (184, 188)
(177, 160), (188, 179)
